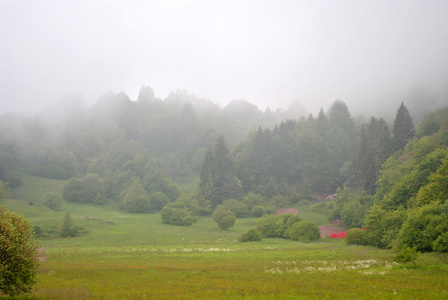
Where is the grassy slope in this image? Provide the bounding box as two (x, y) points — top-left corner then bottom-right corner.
(2, 174), (448, 299)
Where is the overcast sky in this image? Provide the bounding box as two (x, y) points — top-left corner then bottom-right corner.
(1, 0), (448, 115)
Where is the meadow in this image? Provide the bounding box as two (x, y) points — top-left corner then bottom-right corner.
(2, 174), (448, 299)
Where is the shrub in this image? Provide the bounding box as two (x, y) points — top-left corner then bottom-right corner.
(288, 221), (321, 243)
(43, 192), (63, 211)
(255, 215), (280, 238)
(395, 244), (420, 266)
(0, 206), (40, 296)
(63, 174), (105, 204)
(398, 202), (448, 252)
(346, 228), (368, 245)
(283, 214), (303, 238)
(161, 202), (196, 226)
(121, 178), (151, 213)
(212, 206), (236, 230)
(341, 200), (367, 229)
(239, 229), (263, 242)
(222, 198), (250, 218)
(250, 205), (265, 217)
(433, 232), (448, 252)
(150, 192), (170, 211)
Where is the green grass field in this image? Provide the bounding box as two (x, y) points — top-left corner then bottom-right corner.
(2, 175), (448, 299)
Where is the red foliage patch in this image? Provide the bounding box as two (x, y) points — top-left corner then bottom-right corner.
(274, 208), (298, 216)
(319, 226), (346, 238)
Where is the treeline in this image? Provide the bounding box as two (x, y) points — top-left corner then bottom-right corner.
(320, 106), (448, 252)
(0, 86), (304, 186)
(2, 84), (448, 253)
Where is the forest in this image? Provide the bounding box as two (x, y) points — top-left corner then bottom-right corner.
(1, 85), (447, 253)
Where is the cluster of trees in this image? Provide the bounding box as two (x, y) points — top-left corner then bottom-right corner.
(333, 106), (448, 252)
(62, 150), (178, 213)
(234, 101), (357, 196)
(1, 82), (448, 253)
(0, 86), (308, 189)
(251, 213), (321, 243)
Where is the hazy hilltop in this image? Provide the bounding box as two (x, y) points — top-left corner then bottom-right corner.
(2, 1), (448, 120)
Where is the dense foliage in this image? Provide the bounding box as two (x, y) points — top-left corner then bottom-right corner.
(0, 206), (39, 296)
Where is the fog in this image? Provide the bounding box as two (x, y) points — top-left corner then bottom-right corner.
(2, 0), (448, 117)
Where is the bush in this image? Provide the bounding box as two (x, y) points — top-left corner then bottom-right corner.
(250, 205), (265, 217)
(43, 192), (63, 211)
(222, 198), (250, 218)
(433, 232), (448, 252)
(341, 200), (367, 229)
(63, 174), (105, 204)
(346, 228), (368, 245)
(255, 215), (280, 238)
(212, 206), (236, 230)
(283, 214), (303, 238)
(255, 214), (303, 239)
(239, 229), (263, 242)
(121, 178), (151, 213)
(150, 192), (170, 211)
(395, 244), (420, 266)
(398, 202), (448, 252)
(288, 221), (321, 243)
(0, 206), (40, 296)
(161, 202), (197, 226)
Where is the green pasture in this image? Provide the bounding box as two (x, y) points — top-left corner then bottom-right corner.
(2, 175), (448, 299)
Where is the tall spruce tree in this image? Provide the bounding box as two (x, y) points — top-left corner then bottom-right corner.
(197, 136), (242, 211)
(352, 125), (377, 193)
(393, 102), (415, 152)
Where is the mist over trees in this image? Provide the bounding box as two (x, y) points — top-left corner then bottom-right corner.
(1, 85), (448, 252)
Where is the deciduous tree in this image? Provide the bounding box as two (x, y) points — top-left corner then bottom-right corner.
(0, 206), (39, 296)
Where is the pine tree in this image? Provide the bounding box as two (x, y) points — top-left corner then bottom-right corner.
(393, 102), (415, 152)
(197, 136), (242, 210)
(315, 108), (329, 136)
(210, 136), (241, 209)
(197, 146), (213, 211)
(352, 125), (377, 193)
(59, 212), (77, 237)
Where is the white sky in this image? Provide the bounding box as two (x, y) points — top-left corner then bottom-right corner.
(1, 0), (448, 115)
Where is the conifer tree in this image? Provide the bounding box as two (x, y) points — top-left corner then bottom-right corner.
(393, 102), (415, 152)
(352, 125), (377, 193)
(315, 108), (329, 136)
(197, 136), (242, 210)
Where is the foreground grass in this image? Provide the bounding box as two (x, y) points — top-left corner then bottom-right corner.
(27, 243), (448, 299)
(3, 175), (448, 299)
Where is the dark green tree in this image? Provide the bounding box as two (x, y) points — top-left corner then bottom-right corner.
(393, 102), (415, 152)
(197, 136), (242, 210)
(315, 108), (329, 136)
(351, 125), (377, 193)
